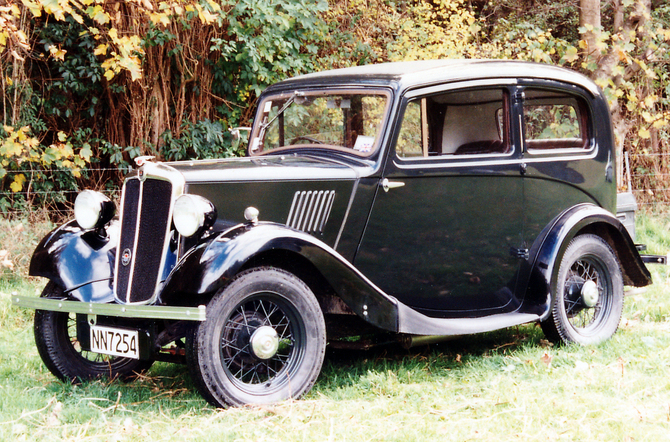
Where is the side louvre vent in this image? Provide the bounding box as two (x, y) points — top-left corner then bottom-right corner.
(286, 190), (336, 234)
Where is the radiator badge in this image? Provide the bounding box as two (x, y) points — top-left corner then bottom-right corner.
(121, 248), (132, 266)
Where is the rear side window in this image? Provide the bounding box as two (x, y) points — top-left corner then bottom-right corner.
(523, 88), (590, 152)
(396, 88), (511, 159)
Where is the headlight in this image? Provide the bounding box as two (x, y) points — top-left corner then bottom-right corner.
(74, 190), (115, 229)
(173, 194), (217, 237)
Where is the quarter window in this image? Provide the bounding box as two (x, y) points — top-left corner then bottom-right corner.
(396, 88), (511, 159)
(523, 88), (589, 152)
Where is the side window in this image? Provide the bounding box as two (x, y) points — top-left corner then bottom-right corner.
(523, 88), (589, 152)
(396, 88), (510, 159)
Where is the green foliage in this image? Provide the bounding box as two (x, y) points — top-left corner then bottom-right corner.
(159, 119), (243, 161)
(210, 0), (328, 122)
(2, 0), (670, 215)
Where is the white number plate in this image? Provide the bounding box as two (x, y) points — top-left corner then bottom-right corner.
(90, 325), (140, 360)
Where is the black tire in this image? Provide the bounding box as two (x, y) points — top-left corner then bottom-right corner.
(34, 282), (153, 383)
(541, 234), (624, 345)
(186, 267), (326, 408)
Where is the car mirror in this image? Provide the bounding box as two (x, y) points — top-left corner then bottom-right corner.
(229, 127), (251, 151)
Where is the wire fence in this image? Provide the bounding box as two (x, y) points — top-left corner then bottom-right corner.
(2, 154), (670, 218)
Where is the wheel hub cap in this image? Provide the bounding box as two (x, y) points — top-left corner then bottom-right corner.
(581, 280), (599, 308)
(250, 326), (279, 360)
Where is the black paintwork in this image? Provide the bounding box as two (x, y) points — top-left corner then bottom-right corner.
(29, 60), (651, 338)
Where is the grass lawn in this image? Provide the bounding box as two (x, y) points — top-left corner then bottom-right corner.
(0, 214), (669, 441)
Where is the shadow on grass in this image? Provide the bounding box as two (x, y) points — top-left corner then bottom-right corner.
(316, 324), (550, 393)
(36, 324), (551, 409)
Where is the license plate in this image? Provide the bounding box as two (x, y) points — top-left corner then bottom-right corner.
(90, 325), (140, 359)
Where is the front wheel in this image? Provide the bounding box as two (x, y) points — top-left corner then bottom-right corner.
(34, 282), (152, 382)
(541, 234), (624, 345)
(186, 267), (326, 407)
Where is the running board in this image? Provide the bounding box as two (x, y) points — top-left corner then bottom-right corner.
(396, 302), (541, 336)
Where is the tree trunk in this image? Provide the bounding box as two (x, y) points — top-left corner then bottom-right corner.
(580, 0), (601, 61)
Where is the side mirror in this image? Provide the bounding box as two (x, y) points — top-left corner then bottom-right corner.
(229, 127), (251, 151)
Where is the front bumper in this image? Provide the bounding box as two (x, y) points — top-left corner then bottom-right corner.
(12, 295), (206, 321)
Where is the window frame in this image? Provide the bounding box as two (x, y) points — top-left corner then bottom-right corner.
(393, 81), (518, 164)
(520, 86), (596, 157)
(249, 88), (393, 158)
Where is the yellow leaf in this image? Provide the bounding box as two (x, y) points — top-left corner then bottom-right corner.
(57, 131), (67, 142)
(563, 46), (579, 63)
(10, 174), (26, 193)
(90, 5), (110, 25)
(49, 45), (67, 61)
(94, 44), (108, 56)
(578, 39), (588, 49)
(653, 119), (667, 129)
(644, 95), (657, 108)
(638, 128), (651, 139)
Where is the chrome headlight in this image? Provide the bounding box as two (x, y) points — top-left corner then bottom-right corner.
(74, 190), (115, 229)
(173, 194), (217, 237)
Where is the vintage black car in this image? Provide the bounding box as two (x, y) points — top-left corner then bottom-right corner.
(14, 60), (654, 408)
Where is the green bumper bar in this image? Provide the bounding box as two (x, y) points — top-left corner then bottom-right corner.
(12, 295), (206, 322)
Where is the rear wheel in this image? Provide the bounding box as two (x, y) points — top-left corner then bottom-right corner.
(34, 282), (152, 382)
(541, 234), (624, 345)
(187, 267), (326, 407)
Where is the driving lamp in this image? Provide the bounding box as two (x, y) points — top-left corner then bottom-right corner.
(173, 194), (217, 237)
(74, 190), (115, 230)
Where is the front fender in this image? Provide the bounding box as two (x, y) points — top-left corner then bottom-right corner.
(161, 223), (400, 331)
(525, 204), (651, 321)
(29, 220), (117, 303)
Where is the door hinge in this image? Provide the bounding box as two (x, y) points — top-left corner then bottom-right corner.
(509, 247), (529, 260)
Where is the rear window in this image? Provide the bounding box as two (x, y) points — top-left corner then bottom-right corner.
(523, 88), (590, 152)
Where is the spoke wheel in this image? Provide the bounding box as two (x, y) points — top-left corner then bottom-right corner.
(187, 267), (326, 407)
(34, 282), (152, 382)
(541, 234), (624, 345)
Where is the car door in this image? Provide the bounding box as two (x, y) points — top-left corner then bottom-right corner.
(518, 83), (608, 244)
(354, 83), (527, 318)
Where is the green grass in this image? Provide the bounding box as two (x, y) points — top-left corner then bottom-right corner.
(1, 214), (670, 441)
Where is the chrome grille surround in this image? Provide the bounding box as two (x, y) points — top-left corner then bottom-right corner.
(286, 190), (336, 234)
(114, 162), (185, 305)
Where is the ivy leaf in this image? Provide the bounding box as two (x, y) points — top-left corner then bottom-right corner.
(80, 143), (92, 161)
(10, 174), (26, 193)
(562, 45), (579, 63)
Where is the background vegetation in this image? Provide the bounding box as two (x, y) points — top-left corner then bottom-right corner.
(0, 0), (669, 215)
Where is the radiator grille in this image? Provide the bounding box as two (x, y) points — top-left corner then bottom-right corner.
(115, 177), (174, 304)
(286, 190), (335, 234)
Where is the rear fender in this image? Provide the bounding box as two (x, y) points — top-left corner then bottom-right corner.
(161, 223), (399, 331)
(525, 204), (651, 320)
(29, 220), (118, 303)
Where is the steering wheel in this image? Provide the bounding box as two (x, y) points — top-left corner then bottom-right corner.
(291, 135), (324, 145)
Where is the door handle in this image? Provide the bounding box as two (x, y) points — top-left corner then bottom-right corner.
(381, 178), (405, 192)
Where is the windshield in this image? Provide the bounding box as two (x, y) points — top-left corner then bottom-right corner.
(249, 90), (390, 156)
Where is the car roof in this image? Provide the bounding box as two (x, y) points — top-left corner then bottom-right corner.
(265, 59), (600, 96)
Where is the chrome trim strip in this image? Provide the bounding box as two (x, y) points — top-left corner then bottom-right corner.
(393, 147), (599, 170)
(321, 191), (336, 231)
(12, 296), (206, 321)
(125, 179), (145, 303)
(334, 182), (358, 251)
